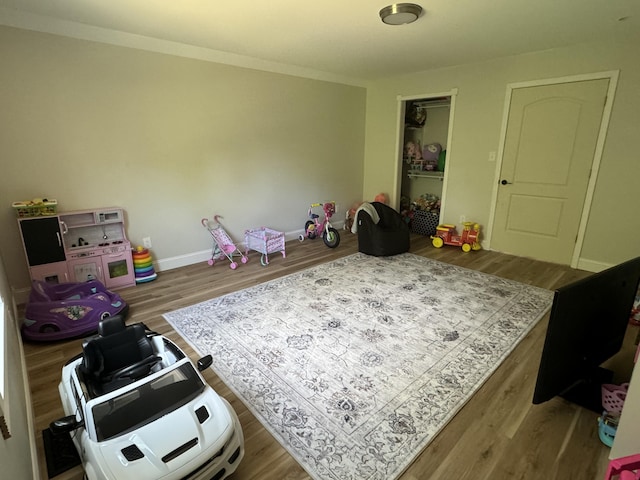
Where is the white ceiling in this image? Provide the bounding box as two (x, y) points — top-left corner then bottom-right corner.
(1, 0), (638, 85)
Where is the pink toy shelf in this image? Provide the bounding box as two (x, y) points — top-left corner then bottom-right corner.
(244, 227), (286, 266)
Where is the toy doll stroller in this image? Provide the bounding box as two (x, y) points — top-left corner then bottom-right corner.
(201, 215), (248, 269)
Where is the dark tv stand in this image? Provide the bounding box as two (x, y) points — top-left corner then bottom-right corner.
(561, 367), (613, 413)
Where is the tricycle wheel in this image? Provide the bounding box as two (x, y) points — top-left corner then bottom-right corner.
(432, 237), (444, 248)
(323, 228), (341, 248)
(230, 262), (238, 270)
(305, 221), (317, 239)
(462, 243), (472, 253)
(298, 234), (305, 242)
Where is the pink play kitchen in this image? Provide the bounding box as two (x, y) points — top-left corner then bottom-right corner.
(17, 207), (135, 289)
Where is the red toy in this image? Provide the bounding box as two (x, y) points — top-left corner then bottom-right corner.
(431, 222), (481, 252)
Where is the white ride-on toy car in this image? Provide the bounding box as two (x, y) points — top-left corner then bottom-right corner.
(50, 316), (244, 480)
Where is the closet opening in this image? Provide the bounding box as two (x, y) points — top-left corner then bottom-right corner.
(396, 90), (456, 238)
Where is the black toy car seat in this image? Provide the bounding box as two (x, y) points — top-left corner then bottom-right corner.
(80, 316), (158, 390)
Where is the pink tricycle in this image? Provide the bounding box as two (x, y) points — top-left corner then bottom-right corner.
(298, 201), (341, 248)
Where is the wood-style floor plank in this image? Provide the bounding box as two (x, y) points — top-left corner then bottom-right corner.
(22, 232), (630, 479)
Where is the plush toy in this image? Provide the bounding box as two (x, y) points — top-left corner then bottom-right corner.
(405, 102), (426, 127)
(404, 141), (422, 161)
(345, 194), (388, 231)
(374, 193), (389, 204)
(345, 202), (363, 231)
(422, 143), (441, 171)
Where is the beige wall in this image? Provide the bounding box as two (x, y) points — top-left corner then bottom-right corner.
(0, 22), (637, 479)
(0, 26), (366, 290)
(364, 40), (640, 270)
(2, 25), (638, 290)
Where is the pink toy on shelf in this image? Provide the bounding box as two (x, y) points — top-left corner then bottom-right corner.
(202, 215), (248, 270)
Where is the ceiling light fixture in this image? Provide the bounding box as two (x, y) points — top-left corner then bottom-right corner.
(379, 3), (423, 25)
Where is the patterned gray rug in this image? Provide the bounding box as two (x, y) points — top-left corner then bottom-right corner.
(164, 253), (553, 480)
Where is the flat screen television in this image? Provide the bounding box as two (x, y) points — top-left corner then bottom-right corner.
(532, 256), (640, 412)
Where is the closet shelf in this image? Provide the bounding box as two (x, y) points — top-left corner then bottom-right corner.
(407, 171), (444, 180)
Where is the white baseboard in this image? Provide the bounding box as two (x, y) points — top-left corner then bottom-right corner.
(155, 249), (212, 272)
(576, 257), (613, 273)
(12, 224), (342, 305)
(156, 229), (308, 272)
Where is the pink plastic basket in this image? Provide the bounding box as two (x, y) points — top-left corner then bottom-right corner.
(602, 383), (629, 415)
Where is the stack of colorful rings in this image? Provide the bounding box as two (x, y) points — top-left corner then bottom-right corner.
(132, 246), (157, 283)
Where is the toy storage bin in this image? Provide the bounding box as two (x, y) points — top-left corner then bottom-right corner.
(411, 210), (439, 236)
(12, 200), (57, 218)
(244, 227), (286, 266)
(602, 383), (629, 415)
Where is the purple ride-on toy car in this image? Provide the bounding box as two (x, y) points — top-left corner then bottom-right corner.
(22, 280), (128, 342)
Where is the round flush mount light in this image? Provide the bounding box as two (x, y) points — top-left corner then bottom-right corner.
(379, 3), (423, 25)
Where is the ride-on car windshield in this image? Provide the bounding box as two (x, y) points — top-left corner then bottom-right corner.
(92, 362), (205, 441)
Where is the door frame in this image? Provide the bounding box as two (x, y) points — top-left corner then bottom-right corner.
(393, 88), (458, 220)
(486, 71), (619, 268)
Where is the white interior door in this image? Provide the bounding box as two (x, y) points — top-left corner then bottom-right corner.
(490, 78), (609, 265)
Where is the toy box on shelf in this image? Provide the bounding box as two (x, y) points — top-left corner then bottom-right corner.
(12, 199), (57, 218)
(244, 227), (286, 266)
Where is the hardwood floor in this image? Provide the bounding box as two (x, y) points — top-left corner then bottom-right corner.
(23, 232), (632, 480)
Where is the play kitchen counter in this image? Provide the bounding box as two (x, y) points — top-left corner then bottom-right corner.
(18, 207), (135, 288)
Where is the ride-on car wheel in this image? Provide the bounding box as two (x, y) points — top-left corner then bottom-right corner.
(462, 243), (472, 252)
(40, 324), (60, 333)
(432, 237), (444, 248)
(323, 228), (341, 248)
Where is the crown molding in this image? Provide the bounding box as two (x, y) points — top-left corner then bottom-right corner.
(0, 7), (368, 88)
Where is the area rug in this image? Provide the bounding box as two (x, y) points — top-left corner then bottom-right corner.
(164, 253), (553, 480)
